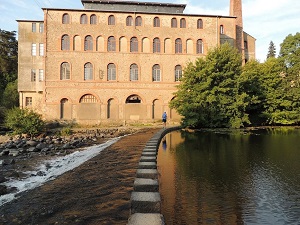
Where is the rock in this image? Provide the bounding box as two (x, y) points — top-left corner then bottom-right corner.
(5, 141), (15, 149)
(0, 175), (7, 183)
(1, 159), (15, 165)
(36, 143), (47, 150)
(41, 147), (50, 152)
(27, 140), (38, 147)
(0, 149), (9, 156)
(62, 143), (71, 149)
(0, 185), (8, 195)
(9, 171), (20, 178)
(36, 171), (46, 176)
(27, 147), (37, 152)
(8, 149), (20, 157)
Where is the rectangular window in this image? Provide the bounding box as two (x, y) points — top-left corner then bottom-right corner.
(25, 97), (32, 106)
(39, 69), (44, 81)
(31, 69), (36, 81)
(39, 23), (44, 33)
(32, 43), (36, 56)
(39, 43), (44, 56)
(32, 23), (36, 32)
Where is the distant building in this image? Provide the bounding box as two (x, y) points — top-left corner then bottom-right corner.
(17, 0), (255, 124)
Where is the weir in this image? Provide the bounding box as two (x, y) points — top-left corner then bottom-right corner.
(127, 126), (180, 225)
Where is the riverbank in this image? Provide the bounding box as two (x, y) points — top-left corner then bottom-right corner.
(0, 127), (160, 224)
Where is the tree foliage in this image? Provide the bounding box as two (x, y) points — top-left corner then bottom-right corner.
(266, 41), (276, 58)
(171, 37), (300, 128)
(5, 108), (45, 137)
(170, 43), (250, 128)
(0, 29), (18, 107)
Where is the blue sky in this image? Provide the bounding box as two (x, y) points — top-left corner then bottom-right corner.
(0, 0), (299, 61)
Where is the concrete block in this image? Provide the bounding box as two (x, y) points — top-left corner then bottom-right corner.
(130, 192), (161, 214)
(141, 152), (157, 157)
(134, 178), (159, 192)
(140, 156), (156, 162)
(138, 161), (157, 169)
(136, 169), (158, 179)
(127, 213), (165, 225)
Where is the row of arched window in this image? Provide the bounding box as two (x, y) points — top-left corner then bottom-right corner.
(61, 35), (204, 54)
(62, 13), (204, 29)
(60, 62), (183, 82)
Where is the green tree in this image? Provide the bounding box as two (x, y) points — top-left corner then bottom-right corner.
(0, 29), (18, 105)
(266, 41), (276, 58)
(5, 108), (45, 137)
(170, 43), (250, 128)
(2, 80), (19, 109)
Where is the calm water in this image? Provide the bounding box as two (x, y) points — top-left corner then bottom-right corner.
(157, 128), (300, 225)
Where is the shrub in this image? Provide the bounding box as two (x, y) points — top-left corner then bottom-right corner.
(5, 107), (45, 137)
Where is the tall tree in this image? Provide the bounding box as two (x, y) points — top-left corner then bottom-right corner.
(0, 29), (18, 105)
(279, 32), (300, 82)
(266, 41), (276, 58)
(170, 43), (250, 128)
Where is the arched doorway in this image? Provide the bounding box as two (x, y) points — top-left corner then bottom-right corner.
(60, 98), (69, 119)
(152, 99), (162, 119)
(125, 94), (146, 120)
(107, 98), (118, 119)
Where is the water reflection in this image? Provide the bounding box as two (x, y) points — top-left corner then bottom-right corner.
(157, 128), (300, 225)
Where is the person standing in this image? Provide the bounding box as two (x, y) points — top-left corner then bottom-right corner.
(162, 111), (167, 128)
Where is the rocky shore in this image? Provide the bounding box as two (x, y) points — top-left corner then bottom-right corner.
(0, 127), (143, 196)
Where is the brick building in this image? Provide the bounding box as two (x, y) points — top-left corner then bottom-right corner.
(17, 0), (255, 124)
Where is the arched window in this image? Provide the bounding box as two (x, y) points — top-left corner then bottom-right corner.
(135, 16), (142, 26)
(108, 15), (115, 25)
(153, 38), (160, 53)
(152, 64), (161, 82)
(171, 18), (177, 28)
(180, 18), (186, 28)
(130, 37), (138, 52)
(60, 98), (68, 119)
(130, 64), (138, 81)
(220, 25), (224, 34)
(197, 19), (203, 29)
(62, 13), (70, 24)
(61, 34), (70, 50)
(126, 95), (141, 103)
(107, 36), (116, 52)
(84, 63), (93, 80)
(153, 17), (160, 27)
(107, 63), (116, 81)
(80, 94), (97, 103)
(80, 14), (88, 24)
(175, 38), (182, 53)
(90, 14), (97, 24)
(60, 62), (70, 80)
(84, 35), (93, 51)
(197, 39), (203, 54)
(126, 16), (133, 26)
(175, 65), (182, 82)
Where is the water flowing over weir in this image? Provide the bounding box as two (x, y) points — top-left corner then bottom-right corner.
(0, 137), (120, 206)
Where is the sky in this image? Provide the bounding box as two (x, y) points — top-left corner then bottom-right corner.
(0, 0), (299, 62)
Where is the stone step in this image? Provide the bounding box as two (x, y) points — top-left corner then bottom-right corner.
(127, 213), (165, 225)
(141, 152), (157, 157)
(140, 156), (156, 162)
(130, 192), (161, 214)
(136, 169), (158, 179)
(138, 161), (157, 169)
(133, 178), (159, 192)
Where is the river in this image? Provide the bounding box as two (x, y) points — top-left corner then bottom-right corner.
(157, 127), (300, 225)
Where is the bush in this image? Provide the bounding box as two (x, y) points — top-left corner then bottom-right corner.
(5, 107), (45, 137)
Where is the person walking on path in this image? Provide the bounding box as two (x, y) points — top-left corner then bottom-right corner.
(162, 111), (167, 128)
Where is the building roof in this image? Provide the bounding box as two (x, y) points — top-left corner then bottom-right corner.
(41, 7), (235, 19)
(81, 0), (186, 8)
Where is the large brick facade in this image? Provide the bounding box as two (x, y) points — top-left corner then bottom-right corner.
(17, 0), (255, 125)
